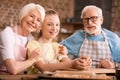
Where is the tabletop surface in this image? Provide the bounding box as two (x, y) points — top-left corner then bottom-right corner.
(38, 68), (115, 80)
(54, 68), (115, 74)
(0, 68), (116, 80)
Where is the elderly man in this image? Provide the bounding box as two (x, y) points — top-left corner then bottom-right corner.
(61, 5), (120, 69)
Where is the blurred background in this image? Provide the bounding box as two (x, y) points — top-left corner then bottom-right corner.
(0, 0), (119, 41)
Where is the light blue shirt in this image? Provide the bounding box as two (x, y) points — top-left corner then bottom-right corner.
(60, 28), (120, 62)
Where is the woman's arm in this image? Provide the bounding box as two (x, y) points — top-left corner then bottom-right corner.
(0, 27), (39, 74)
(5, 48), (41, 75)
(4, 56), (36, 74)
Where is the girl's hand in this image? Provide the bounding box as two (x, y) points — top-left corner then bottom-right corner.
(59, 45), (68, 55)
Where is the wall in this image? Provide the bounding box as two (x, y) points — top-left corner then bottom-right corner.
(0, 0), (120, 31)
(111, 0), (120, 31)
(74, 0), (112, 30)
(0, 0), (74, 28)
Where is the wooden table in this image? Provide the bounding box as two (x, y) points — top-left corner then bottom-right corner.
(38, 68), (116, 80)
(54, 68), (115, 74)
(0, 74), (39, 80)
(0, 68), (116, 80)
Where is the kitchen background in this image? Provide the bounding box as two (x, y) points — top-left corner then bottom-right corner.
(0, 0), (119, 41)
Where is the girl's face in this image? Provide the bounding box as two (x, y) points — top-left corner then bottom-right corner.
(41, 14), (60, 40)
(21, 9), (42, 34)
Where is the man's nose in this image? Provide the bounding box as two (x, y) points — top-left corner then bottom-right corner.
(87, 19), (93, 24)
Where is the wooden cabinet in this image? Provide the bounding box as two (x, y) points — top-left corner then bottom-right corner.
(57, 22), (83, 42)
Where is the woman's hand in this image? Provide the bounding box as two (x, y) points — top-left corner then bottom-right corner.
(28, 48), (41, 63)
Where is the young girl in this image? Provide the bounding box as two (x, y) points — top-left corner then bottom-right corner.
(27, 9), (72, 74)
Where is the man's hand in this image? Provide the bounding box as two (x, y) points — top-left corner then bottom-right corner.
(98, 60), (114, 68)
(72, 56), (92, 70)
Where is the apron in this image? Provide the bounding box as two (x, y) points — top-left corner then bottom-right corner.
(14, 26), (28, 61)
(79, 31), (112, 68)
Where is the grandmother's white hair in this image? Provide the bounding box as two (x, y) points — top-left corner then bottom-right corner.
(18, 3), (45, 24)
(81, 5), (102, 19)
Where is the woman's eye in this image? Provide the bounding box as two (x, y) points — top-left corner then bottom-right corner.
(37, 19), (41, 23)
(30, 14), (34, 18)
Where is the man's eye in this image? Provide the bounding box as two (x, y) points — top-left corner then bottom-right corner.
(91, 16), (99, 20)
(91, 17), (96, 19)
(84, 18), (88, 21)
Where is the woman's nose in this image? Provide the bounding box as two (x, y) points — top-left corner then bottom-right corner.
(32, 19), (36, 24)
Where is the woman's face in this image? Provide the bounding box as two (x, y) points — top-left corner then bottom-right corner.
(21, 9), (42, 34)
(41, 14), (60, 39)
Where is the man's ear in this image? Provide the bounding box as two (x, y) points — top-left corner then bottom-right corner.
(100, 16), (104, 24)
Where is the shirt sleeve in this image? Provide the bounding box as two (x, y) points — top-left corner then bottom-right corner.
(108, 32), (120, 62)
(60, 31), (85, 58)
(103, 28), (120, 62)
(0, 27), (15, 60)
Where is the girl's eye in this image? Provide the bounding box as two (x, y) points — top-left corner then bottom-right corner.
(56, 24), (59, 26)
(56, 23), (60, 27)
(47, 23), (52, 26)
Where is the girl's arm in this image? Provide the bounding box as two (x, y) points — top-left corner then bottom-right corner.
(34, 60), (72, 72)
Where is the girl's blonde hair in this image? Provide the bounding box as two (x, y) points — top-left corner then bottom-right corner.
(45, 9), (58, 16)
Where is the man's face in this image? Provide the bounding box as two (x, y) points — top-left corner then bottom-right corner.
(82, 8), (103, 35)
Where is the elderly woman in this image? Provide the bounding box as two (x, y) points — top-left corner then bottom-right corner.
(0, 3), (45, 74)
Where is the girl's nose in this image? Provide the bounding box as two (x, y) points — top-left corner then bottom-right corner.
(52, 25), (56, 29)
